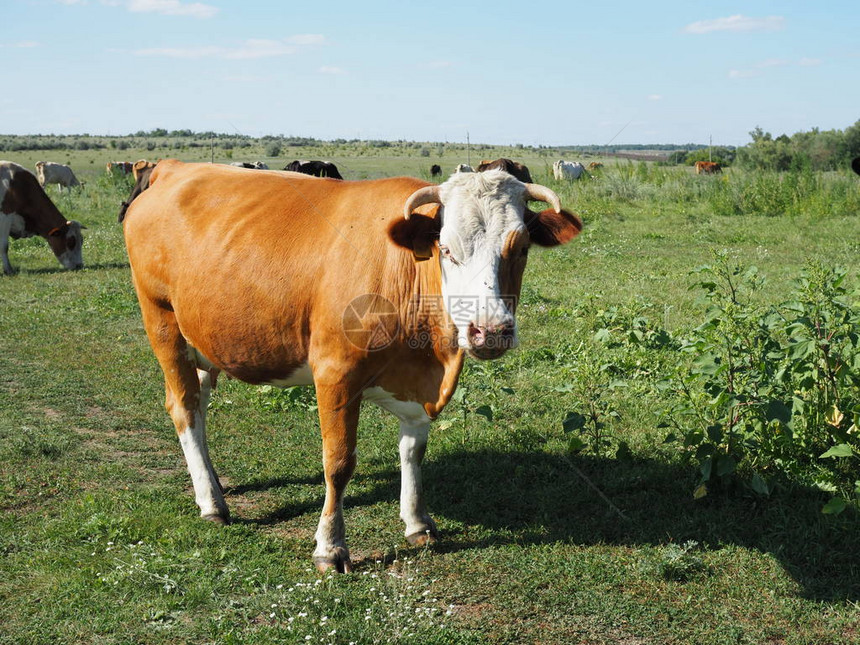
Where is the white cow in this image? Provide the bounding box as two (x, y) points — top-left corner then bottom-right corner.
(553, 160), (587, 181)
(35, 162), (80, 191)
(230, 161), (269, 170)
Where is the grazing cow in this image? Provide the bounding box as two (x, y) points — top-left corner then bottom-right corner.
(454, 163), (473, 173)
(587, 162), (604, 171)
(123, 161), (582, 572)
(284, 160), (343, 179)
(694, 161), (722, 175)
(106, 161), (134, 175)
(118, 162), (157, 223)
(132, 159), (156, 182)
(430, 164), (442, 177)
(477, 158), (533, 183)
(553, 160), (587, 181)
(34, 161), (81, 191)
(851, 157), (860, 176)
(1, 161), (85, 274)
(230, 161), (269, 170)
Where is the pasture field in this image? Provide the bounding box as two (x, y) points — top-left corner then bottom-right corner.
(1, 146), (859, 644)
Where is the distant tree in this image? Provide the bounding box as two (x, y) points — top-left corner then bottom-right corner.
(266, 142), (282, 157)
(667, 150), (689, 165)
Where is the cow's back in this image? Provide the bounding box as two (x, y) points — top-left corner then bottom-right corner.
(124, 161), (429, 382)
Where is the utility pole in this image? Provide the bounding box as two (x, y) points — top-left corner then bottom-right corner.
(466, 131), (471, 166)
(709, 134), (712, 162)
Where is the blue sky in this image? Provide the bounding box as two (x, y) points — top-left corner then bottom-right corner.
(3, 0), (858, 146)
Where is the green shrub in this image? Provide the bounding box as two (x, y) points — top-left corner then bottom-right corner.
(660, 254), (860, 511)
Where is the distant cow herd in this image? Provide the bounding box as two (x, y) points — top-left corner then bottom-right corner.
(5, 153), (860, 276)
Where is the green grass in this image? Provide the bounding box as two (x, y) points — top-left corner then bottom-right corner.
(1, 147), (858, 644)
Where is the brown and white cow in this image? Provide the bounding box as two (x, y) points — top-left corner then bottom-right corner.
(476, 158), (533, 183)
(35, 161), (81, 190)
(1, 161), (85, 274)
(106, 161), (134, 175)
(118, 161), (157, 223)
(132, 159), (156, 182)
(123, 161), (582, 572)
(694, 161), (722, 175)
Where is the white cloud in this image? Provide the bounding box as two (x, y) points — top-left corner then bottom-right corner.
(683, 15), (785, 34)
(799, 57), (823, 67)
(134, 39), (305, 59)
(647, 94), (662, 101)
(127, 0), (218, 19)
(134, 40), (296, 60)
(56, 0), (88, 5)
(319, 66), (346, 75)
(134, 35), (326, 59)
(135, 45), (220, 58)
(225, 39), (296, 59)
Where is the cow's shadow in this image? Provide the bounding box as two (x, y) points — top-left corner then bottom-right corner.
(235, 448), (859, 602)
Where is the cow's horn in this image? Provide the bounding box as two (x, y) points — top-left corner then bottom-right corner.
(403, 185), (442, 220)
(523, 184), (561, 213)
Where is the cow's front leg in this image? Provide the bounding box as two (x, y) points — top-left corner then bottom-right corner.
(313, 383), (361, 573)
(0, 217), (15, 275)
(399, 418), (439, 545)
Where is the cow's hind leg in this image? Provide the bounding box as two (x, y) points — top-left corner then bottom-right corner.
(312, 382), (361, 573)
(140, 300), (229, 524)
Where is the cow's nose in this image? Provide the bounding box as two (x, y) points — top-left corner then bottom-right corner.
(467, 322), (516, 358)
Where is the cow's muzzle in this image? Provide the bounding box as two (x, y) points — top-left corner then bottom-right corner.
(466, 322), (516, 360)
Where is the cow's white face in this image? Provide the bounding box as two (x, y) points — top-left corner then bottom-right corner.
(436, 171), (528, 359)
(399, 169), (581, 360)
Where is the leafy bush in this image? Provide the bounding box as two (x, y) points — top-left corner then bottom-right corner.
(660, 254), (860, 511)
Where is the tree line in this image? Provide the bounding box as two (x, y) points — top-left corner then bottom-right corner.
(2, 120), (859, 172)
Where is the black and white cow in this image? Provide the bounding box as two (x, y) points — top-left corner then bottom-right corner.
(284, 160), (343, 179)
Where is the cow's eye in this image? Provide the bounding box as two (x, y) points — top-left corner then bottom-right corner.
(439, 244), (458, 264)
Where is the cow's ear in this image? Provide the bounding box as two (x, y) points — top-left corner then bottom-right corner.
(524, 208), (583, 247)
(388, 212), (440, 261)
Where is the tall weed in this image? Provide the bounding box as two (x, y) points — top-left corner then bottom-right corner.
(660, 254), (860, 510)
